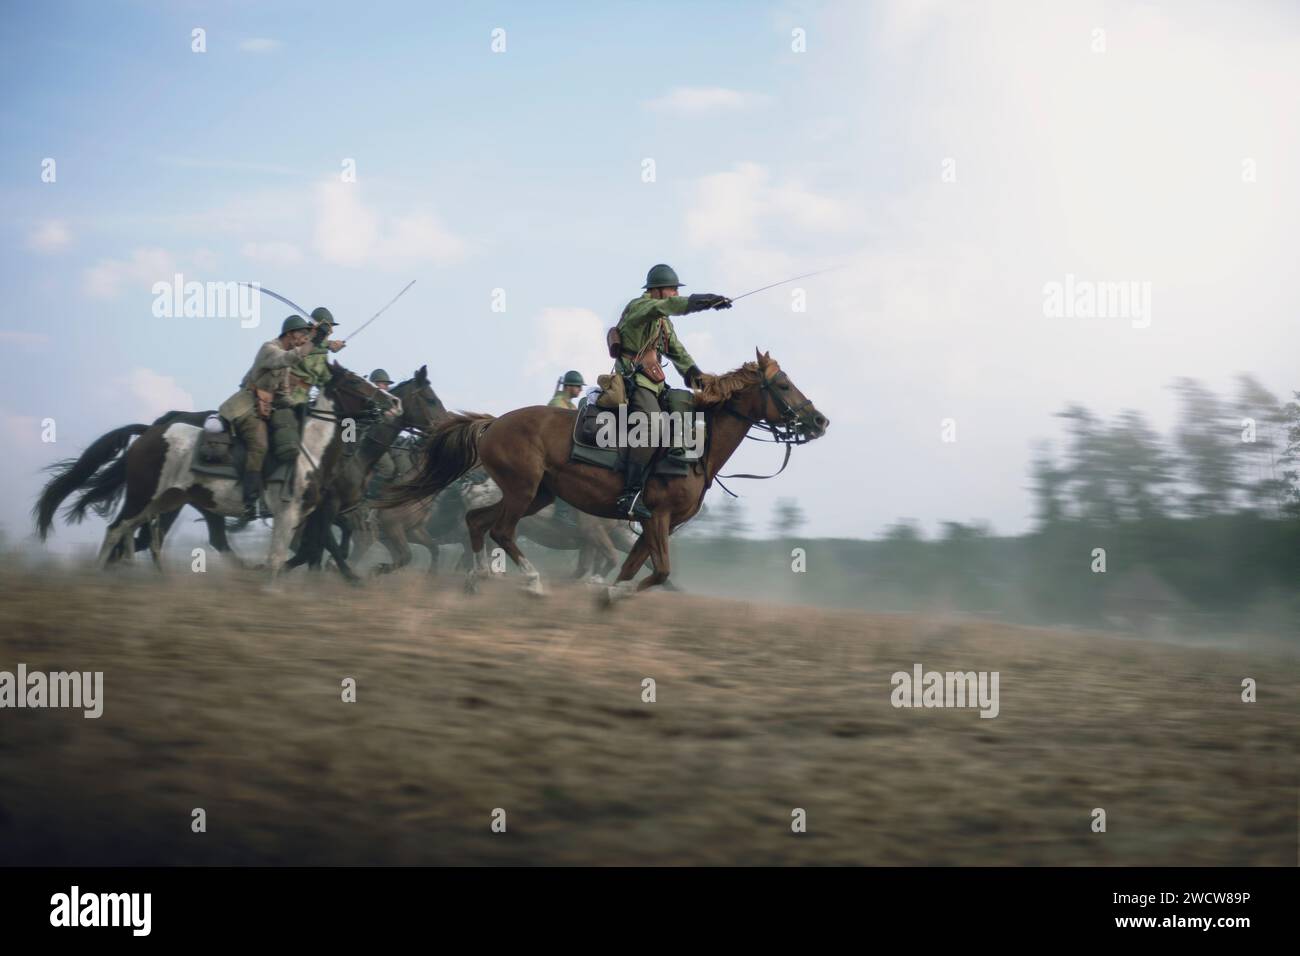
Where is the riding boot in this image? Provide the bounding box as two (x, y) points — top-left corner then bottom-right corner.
(233, 471), (264, 529)
(615, 460), (654, 521)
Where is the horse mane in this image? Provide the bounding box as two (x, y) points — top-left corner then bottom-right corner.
(694, 360), (775, 407)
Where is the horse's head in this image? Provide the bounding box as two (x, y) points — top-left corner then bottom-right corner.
(324, 362), (391, 421)
(389, 364), (448, 434)
(703, 350), (829, 442)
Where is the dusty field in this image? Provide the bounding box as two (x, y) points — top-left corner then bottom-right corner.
(0, 564), (1294, 866)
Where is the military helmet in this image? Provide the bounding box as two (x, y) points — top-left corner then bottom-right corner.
(643, 263), (684, 290)
(562, 370), (585, 386)
(310, 306), (337, 326)
(369, 368), (393, 384)
(280, 314), (312, 335)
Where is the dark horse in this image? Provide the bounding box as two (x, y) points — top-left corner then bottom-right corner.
(284, 365), (447, 580)
(382, 351), (828, 600)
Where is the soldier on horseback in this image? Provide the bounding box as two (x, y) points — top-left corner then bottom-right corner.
(218, 314), (317, 524)
(609, 263), (731, 519)
(548, 370), (585, 409)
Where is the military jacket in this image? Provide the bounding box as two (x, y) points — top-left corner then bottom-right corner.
(614, 293), (696, 394)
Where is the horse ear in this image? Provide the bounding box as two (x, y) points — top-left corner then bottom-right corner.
(416, 364), (428, 382)
(755, 347), (764, 367)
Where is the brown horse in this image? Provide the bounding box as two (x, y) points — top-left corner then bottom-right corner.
(383, 350), (828, 600)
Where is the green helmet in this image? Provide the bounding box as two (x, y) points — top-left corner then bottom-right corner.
(280, 314), (312, 335)
(562, 370), (585, 387)
(310, 306), (337, 327)
(643, 263), (683, 290)
(369, 368), (393, 384)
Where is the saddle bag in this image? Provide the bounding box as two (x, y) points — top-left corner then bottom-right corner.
(606, 327), (622, 359)
(595, 373), (626, 409)
(197, 415), (234, 465)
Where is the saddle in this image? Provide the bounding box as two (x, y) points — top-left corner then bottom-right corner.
(191, 411), (300, 486)
(569, 389), (703, 476)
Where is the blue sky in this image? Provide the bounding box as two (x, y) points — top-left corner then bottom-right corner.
(3, 0), (1298, 548)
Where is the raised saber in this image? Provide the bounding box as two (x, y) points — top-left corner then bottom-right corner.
(726, 266), (842, 303)
(344, 280), (417, 343)
(241, 282), (314, 319)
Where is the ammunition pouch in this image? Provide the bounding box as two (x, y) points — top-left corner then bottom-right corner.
(269, 405), (302, 464)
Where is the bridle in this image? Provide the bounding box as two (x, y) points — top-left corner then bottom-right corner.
(355, 378), (439, 453)
(721, 369), (817, 445)
(711, 368), (817, 493)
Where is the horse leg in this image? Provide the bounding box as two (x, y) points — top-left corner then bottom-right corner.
(324, 523), (361, 584)
(462, 502), (500, 592)
(634, 511), (673, 592)
(407, 525), (440, 575)
(266, 495), (302, 586)
(487, 487), (555, 596)
(604, 531), (655, 605)
(148, 518), (165, 570)
(203, 509), (246, 569)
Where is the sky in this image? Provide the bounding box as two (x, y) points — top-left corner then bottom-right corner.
(2, 0), (1297, 550)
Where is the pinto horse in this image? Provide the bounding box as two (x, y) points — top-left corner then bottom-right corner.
(382, 350), (828, 600)
(96, 363), (387, 582)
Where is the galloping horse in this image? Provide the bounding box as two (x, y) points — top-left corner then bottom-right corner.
(284, 365), (447, 580)
(96, 363), (386, 581)
(382, 350), (828, 600)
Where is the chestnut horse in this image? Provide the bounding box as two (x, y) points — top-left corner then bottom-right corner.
(383, 350), (828, 600)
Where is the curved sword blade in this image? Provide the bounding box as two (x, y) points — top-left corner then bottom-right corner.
(241, 282), (312, 320)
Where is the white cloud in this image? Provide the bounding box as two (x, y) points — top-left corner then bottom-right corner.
(239, 38), (281, 53)
(313, 180), (466, 268)
(27, 220), (72, 253)
(119, 368), (194, 420)
(526, 308), (610, 383)
(645, 87), (761, 113)
(686, 162), (851, 250)
(83, 248), (176, 300)
(242, 240), (304, 267)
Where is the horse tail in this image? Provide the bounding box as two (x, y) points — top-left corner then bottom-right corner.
(33, 423), (149, 540)
(380, 412), (495, 509)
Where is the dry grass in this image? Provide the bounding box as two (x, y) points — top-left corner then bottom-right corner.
(0, 565), (1293, 865)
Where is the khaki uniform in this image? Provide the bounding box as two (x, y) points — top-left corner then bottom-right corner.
(614, 293), (697, 395)
(614, 294), (697, 467)
(547, 390), (575, 409)
(217, 338), (314, 474)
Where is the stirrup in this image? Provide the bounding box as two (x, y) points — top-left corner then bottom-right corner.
(618, 489), (653, 521)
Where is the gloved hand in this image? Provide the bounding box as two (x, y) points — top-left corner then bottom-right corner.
(685, 293), (729, 314)
(684, 365), (704, 388)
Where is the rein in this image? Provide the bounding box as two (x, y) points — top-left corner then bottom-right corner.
(710, 370), (809, 494)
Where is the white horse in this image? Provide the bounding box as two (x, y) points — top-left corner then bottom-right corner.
(95, 364), (388, 583)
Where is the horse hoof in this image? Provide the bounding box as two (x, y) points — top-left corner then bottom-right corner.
(464, 574), (480, 595)
(522, 576), (545, 598)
